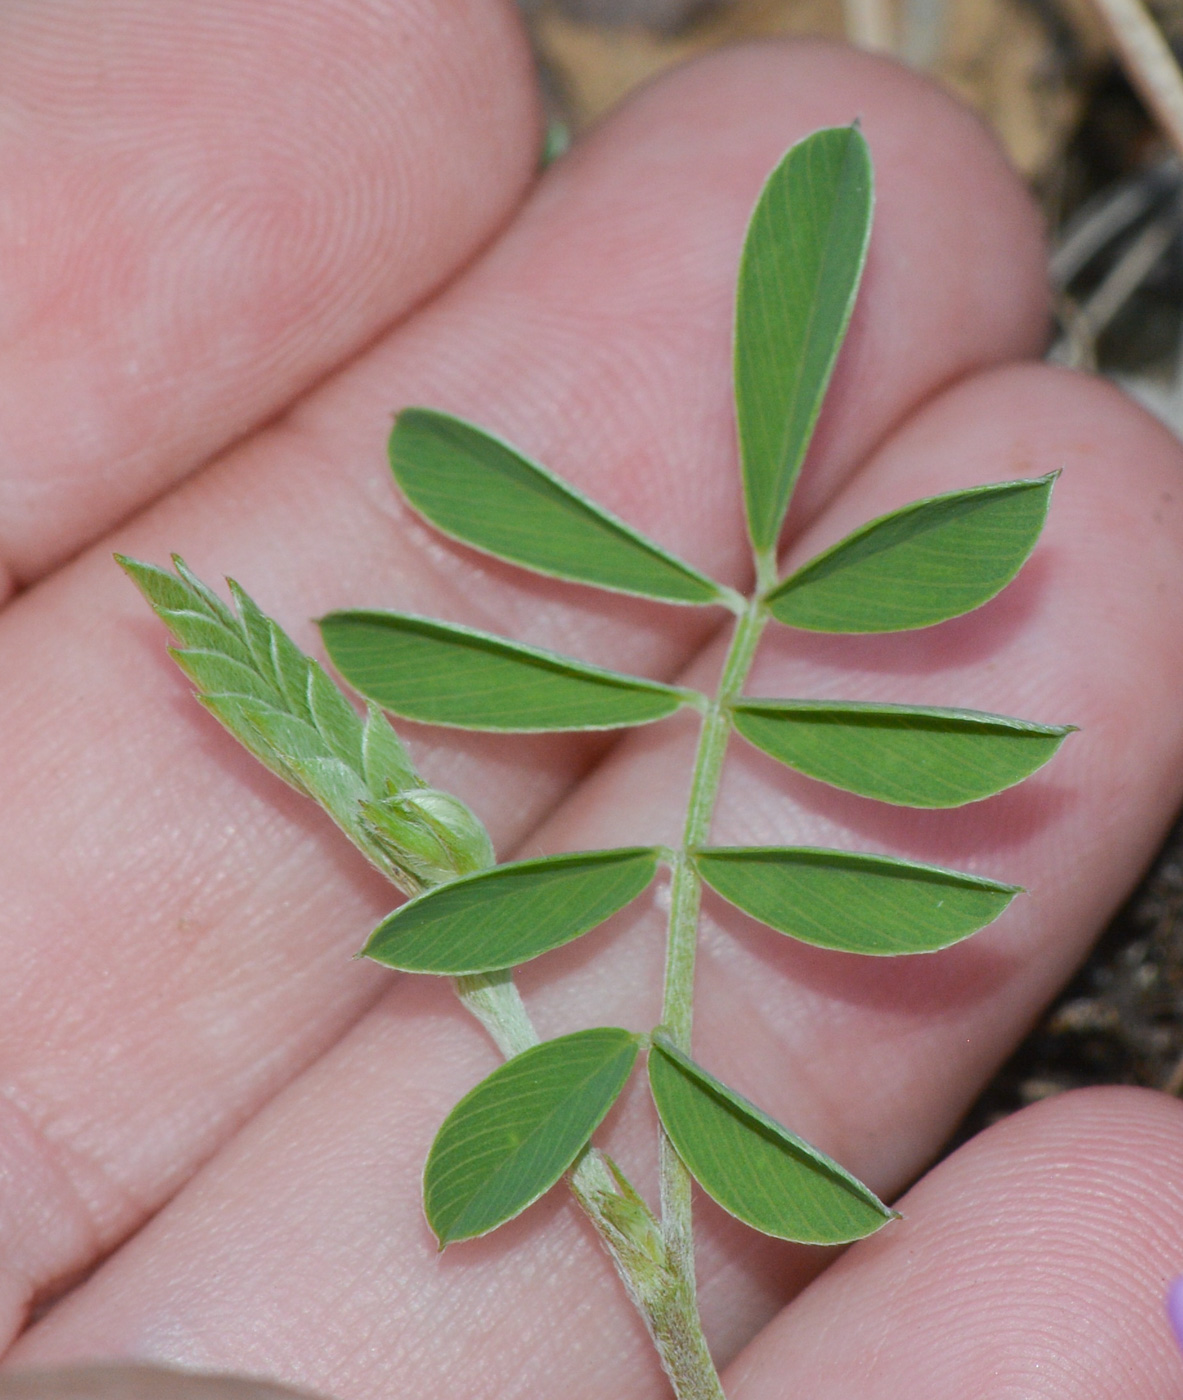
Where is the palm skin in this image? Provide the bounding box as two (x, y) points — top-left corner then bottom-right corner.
(1, 4), (1183, 1398)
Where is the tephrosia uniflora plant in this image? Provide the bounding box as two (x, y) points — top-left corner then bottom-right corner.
(120, 125), (1072, 1400)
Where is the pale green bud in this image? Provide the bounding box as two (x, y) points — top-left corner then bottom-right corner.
(360, 787), (494, 887)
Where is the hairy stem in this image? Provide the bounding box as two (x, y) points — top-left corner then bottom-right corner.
(453, 971), (539, 1058)
(661, 599), (768, 1048)
(647, 597), (768, 1398)
(453, 970), (715, 1395)
(448, 600), (768, 1400)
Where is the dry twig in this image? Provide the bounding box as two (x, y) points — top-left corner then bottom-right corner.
(844, 0), (895, 51)
(1091, 0), (1183, 161)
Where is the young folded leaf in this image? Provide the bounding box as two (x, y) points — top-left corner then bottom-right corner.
(648, 1035), (894, 1244)
(390, 408), (734, 608)
(765, 474), (1055, 632)
(319, 611), (697, 731)
(425, 1027), (642, 1246)
(694, 846), (1018, 954)
(116, 556), (492, 894)
(364, 847), (662, 974)
(736, 125), (873, 561)
(360, 787), (495, 890)
(731, 699), (1073, 807)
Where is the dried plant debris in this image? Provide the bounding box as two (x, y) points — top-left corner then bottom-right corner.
(540, 0), (723, 29)
(1050, 153), (1183, 378)
(523, 0), (1106, 181)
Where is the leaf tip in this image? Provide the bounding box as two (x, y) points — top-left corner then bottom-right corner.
(114, 552), (162, 589)
(426, 1212), (454, 1252)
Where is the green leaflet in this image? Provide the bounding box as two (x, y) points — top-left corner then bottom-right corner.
(766, 475), (1056, 633)
(425, 1027), (642, 1246)
(390, 408), (731, 608)
(694, 846), (1019, 954)
(731, 699), (1073, 808)
(735, 126), (873, 559)
(116, 556), (492, 893)
(319, 611), (697, 731)
(364, 848), (661, 974)
(648, 1035), (893, 1243)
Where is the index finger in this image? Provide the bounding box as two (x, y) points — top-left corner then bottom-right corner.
(0, 0), (538, 593)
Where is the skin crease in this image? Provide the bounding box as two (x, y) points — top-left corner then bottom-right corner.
(2, 2), (1183, 1397)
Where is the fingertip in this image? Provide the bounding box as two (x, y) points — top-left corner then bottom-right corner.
(0, 0), (542, 581)
(729, 1086), (1183, 1399)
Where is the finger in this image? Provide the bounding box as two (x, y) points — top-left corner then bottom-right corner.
(0, 40), (1045, 1353)
(17, 361), (1181, 1399)
(0, 0), (539, 590)
(725, 1087), (1183, 1399)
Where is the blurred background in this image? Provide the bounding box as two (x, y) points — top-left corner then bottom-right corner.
(519, 0), (1183, 1135)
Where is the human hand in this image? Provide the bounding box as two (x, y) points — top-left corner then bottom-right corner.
(2, 5), (1183, 1397)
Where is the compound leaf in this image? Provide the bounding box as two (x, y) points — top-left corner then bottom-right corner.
(694, 846), (1019, 954)
(390, 408), (730, 607)
(319, 611), (695, 731)
(364, 847), (661, 974)
(425, 1027), (641, 1246)
(648, 1035), (893, 1243)
(736, 125), (873, 558)
(731, 699), (1072, 807)
(766, 475), (1055, 633)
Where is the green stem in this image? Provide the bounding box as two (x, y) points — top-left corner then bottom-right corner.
(661, 597), (767, 1047)
(452, 599), (769, 1400)
(453, 970), (538, 1058)
(650, 597), (768, 1396)
(455, 972), (721, 1395)
(754, 546), (780, 598)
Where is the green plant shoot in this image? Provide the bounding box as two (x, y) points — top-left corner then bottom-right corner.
(122, 124), (1071, 1400)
